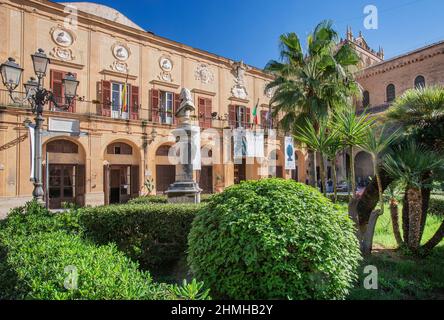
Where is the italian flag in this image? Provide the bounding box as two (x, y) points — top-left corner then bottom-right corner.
(252, 99), (259, 125)
(121, 84), (128, 113)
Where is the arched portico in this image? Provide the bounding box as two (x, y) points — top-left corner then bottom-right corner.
(103, 139), (141, 204)
(42, 137), (86, 209)
(355, 151), (374, 187)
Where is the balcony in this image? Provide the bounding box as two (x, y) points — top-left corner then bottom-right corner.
(0, 89), (140, 120)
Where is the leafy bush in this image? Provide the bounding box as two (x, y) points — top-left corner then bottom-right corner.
(0, 201), (173, 300)
(188, 179), (362, 300)
(128, 195), (168, 204)
(172, 279), (211, 300)
(128, 194), (214, 205)
(78, 203), (203, 272)
(0, 232), (173, 300)
(429, 195), (444, 215)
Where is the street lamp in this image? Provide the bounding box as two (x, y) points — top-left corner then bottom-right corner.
(0, 57), (23, 91)
(31, 48), (50, 79)
(0, 49), (79, 205)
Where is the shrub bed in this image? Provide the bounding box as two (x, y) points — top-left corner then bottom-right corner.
(0, 201), (172, 300)
(188, 179), (362, 300)
(78, 203), (204, 272)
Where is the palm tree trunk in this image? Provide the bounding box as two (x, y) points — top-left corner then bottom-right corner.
(402, 191), (410, 245)
(350, 146), (356, 198)
(389, 199), (403, 247)
(356, 169), (393, 227)
(308, 151), (317, 187)
(373, 155), (384, 216)
(422, 220), (444, 254)
(319, 153), (326, 196)
(313, 151), (318, 188)
(406, 188), (423, 252)
(332, 158), (338, 203)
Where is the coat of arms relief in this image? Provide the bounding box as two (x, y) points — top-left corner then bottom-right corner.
(110, 42), (131, 73)
(195, 63), (214, 85)
(231, 60), (249, 100)
(49, 26), (76, 61)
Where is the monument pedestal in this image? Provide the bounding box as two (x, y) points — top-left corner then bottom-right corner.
(166, 88), (202, 204)
(166, 181), (201, 203)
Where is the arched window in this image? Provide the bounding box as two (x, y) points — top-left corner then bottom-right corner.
(155, 145), (171, 156)
(414, 75), (426, 89)
(362, 91), (370, 108)
(46, 140), (78, 154)
(107, 142), (132, 155)
(386, 84), (396, 103)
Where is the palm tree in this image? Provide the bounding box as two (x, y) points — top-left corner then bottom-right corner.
(334, 107), (375, 198)
(265, 20), (360, 185)
(383, 141), (444, 252)
(294, 119), (338, 196)
(324, 134), (343, 202)
(359, 125), (400, 215)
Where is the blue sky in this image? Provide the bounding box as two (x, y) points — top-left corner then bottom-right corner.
(59, 0), (444, 68)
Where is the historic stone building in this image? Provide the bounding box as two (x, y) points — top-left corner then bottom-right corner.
(0, 0), (308, 215)
(0, 1), (443, 216)
(341, 28), (444, 186)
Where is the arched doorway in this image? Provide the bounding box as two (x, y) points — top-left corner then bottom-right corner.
(104, 141), (140, 204)
(269, 149), (283, 178)
(199, 145), (213, 194)
(155, 144), (176, 194)
(43, 139), (85, 209)
(355, 151), (374, 187)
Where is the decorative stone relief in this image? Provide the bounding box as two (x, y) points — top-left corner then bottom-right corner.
(195, 63), (214, 84)
(110, 42), (130, 73)
(50, 47), (75, 61)
(230, 60), (249, 100)
(110, 61), (129, 73)
(158, 55), (174, 82)
(49, 26), (76, 61)
(112, 42), (130, 61)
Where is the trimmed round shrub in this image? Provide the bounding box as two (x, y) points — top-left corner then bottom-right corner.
(188, 179), (362, 300)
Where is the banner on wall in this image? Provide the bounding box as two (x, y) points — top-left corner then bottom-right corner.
(246, 131), (265, 158)
(28, 124), (35, 180)
(233, 128), (246, 159)
(191, 126), (201, 170)
(284, 136), (296, 170)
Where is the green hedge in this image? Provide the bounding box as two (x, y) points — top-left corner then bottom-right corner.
(188, 179), (362, 300)
(128, 195), (168, 204)
(128, 194), (214, 205)
(78, 203), (204, 272)
(0, 201), (173, 300)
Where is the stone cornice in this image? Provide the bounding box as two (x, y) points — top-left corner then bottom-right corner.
(191, 88), (216, 97)
(149, 80), (180, 90)
(100, 70), (138, 81)
(356, 43), (444, 79)
(7, 0), (272, 80)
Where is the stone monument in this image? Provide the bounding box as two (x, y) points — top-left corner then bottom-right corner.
(166, 88), (202, 203)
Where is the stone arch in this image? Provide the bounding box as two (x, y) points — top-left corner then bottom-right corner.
(43, 136), (86, 165)
(103, 139), (142, 204)
(42, 137), (87, 209)
(268, 148), (284, 178)
(354, 151), (374, 187)
(154, 143), (177, 194)
(103, 139), (141, 166)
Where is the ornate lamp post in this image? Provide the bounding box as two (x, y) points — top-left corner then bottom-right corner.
(0, 49), (79, 204)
